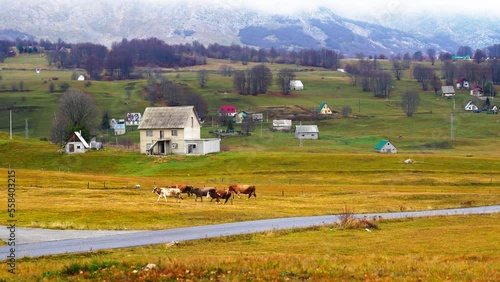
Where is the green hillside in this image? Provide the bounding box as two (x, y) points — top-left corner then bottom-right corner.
(0, 54), (499, 155)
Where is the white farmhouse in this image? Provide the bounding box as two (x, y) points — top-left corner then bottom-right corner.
(138, 106), (220, 155)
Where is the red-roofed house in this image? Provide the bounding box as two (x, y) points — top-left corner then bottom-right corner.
(470, 85), (483, 97)
(219, 105), (237, 117)
(456, 77), (470, 89)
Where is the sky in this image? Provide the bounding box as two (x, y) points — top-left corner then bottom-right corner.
(207, 0), (500, 18)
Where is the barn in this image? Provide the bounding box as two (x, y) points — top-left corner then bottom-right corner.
(374, 140), (397, 154)
(295, 125), (319, 139)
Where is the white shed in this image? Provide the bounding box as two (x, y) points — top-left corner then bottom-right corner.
(77, 74), (85, 81)
(289, 80), (304, 90)
(272, 119), (292, 131)
(295, 125), (319, 139)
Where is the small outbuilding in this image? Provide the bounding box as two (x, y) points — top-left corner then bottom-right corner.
(289, 80), (304, 90)
(65, 131), (90, 154)
(441, 86), (455, 97)
(77, 74), (85, 81)
(374, 140), (397, 154)
(295, 125), (319, 139)
(317, 102), (333, 115)
(272, 119), (292, 131)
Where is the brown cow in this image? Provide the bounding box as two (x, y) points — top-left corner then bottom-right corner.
(167, 184), (194, 197)
(191, 187), (215, 202)
(228, 184), (256, 199)
(207, 188), (232, 204)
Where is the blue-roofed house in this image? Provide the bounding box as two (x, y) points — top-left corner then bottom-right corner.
(317, 102), (333, 115)
(374, 140), (397, 153)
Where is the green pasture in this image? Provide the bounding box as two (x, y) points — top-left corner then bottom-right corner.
(0, 54), (499, 280)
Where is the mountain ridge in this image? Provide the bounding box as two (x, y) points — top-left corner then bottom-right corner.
(0, 1), (498, 56)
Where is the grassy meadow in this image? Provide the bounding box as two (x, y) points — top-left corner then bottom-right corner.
(0, 54), (499, 280)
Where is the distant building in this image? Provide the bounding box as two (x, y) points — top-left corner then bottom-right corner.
(374, 140), (397, 154)
(464, 101), (478, 111)
(65, 131), (90, 154)
(441, 86), (455, 97)
(252, 113), (263, 122)
(235, 111), (248, 124)
(289, 80), (304, 90)
(114, 120), (126, 135)
(125, 112), (142, 126)
(456, 77), (470, 89)
(77, 74), (85, 81)
(272, 119), (292, 131)
(295, 125), (319, 139)
(317, 102), (333, 115)
(219, 105), (237, 117)
(470, 86), (484, 97)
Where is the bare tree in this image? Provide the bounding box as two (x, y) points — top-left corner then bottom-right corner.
(401, 90), (420, 117)
(50, 89), (98, 145)
(276, 68), (295, 95)
(427, 48), (437, 65)
(219, 65), (234, 77)
(197, 70), (209, 88)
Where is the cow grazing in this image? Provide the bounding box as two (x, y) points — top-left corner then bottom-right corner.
(228, 184), (256, 199)
(208, 188), (232, 204)
(190, 187), (214, 202)
(152, 187), (182, 202)
(168, 184), (194, 197)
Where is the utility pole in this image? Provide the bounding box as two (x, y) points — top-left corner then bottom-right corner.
(450, 113), (454, 140)
(9, 110), (12, 139)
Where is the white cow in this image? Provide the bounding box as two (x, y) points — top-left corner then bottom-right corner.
(152, 187), (182, 202)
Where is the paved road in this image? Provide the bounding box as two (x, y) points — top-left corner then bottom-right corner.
(1, 205), (499, 259)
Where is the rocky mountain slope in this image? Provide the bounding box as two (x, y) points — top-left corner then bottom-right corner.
(1, 0), (498, 56)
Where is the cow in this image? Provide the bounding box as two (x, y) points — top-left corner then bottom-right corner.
(228, 184), (256, 199)
(190, 187), (215, 202)
(167, 184), (194, 197)
(207, 188), (232, 204)
(152, 187), (182, 202)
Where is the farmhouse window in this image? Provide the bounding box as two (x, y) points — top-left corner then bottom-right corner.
(77, 145), (81, 149)
(172, 130), (178, 136)
(146, 130), (153, 137)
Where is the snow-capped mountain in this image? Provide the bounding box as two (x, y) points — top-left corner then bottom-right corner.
(0, 0), (498, 56)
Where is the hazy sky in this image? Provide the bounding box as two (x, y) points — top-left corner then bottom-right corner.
(209, 0), (500, 17)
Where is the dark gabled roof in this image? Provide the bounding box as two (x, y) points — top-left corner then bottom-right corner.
(138, 106), (199, 129)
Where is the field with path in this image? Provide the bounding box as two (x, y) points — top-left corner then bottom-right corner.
(0, 55), (499, 281)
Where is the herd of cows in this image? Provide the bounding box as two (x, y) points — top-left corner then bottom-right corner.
(152, 184), (257, 204)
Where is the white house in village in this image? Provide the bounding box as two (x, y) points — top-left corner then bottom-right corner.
(65, 131), (90, 154)
(295, 125), (319, 139)
(138, 106), (220, 155)
(289, 80), (304, 90)
(374, 140), (397, 154)
(272, 119), (292, 131)
(77, 74), (85, 81)
(464, 101), (479, 111)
